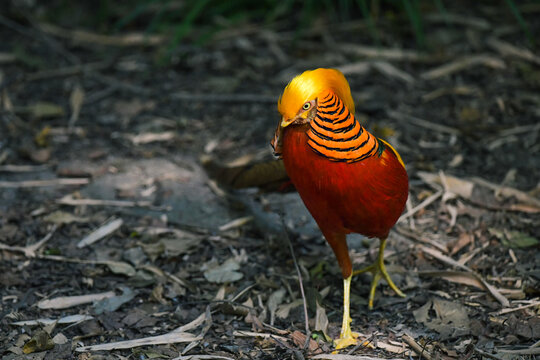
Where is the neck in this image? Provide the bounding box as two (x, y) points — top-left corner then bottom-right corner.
(307, 90), (380, 162)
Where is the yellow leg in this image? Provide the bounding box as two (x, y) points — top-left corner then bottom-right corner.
(333, 275), (359, 349)
(352, 237), (405, 309)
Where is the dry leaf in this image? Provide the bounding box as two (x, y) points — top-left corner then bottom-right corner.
(43, 210), (90, 224)
(203, 258), (243, 283)
(69, 84), (85, 126)
(12, 314), (94, 327)
(77, 218), (123, 248)
(93, 287), (135, 314)
(37, 291), (116, 309)
(267, 288), (285, 326)
(418, 171), (473, 198)
(23, 330), (55, 354)
(413, 298), (470, 339)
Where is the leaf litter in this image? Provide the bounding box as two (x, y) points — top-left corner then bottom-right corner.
(1, 3), (539, 360)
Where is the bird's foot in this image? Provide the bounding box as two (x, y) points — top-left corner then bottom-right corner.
(352, 253), (405, 309)
(334, 330), (360, 350)
(334, 325), (360, 350)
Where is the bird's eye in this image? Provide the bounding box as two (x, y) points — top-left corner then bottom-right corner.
(302, 102), (311, 110)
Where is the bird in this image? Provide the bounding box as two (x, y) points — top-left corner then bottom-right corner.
(270, 68), (408, 349)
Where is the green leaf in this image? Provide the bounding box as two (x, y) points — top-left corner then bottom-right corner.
(504, 231), (539, 248)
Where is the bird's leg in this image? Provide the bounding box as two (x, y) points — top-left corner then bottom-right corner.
(352, 237), (405, 309)
(334, 275), (359, 349)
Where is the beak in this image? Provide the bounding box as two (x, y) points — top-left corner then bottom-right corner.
(280, 116), (295, 128)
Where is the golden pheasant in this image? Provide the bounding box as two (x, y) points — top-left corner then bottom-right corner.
(271, 68), (408, 349)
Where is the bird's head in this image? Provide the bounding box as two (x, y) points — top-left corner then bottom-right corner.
(277, 68), (355, 128)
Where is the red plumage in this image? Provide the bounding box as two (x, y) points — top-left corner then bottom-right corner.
(282, 125), (408, 278)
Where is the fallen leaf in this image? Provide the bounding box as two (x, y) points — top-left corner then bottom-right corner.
(69, 84), (85, 126)
(204, 258), (243, 283)
(77, 218), (123, 248)
(52, 333), (68, 345)
(267, 288), (285, 326)
(23, 102), (65, 118)
(413, 298), (470, 339)
(43, 210), (90, 224)
(105, 261), (136, 277)
(503, 230), (538, 248)
(12, 314), (94, 327)
(93, 286), (135, 314)
(276, 299), (303, 319)
(23, 330), (55, 354)
(314, 300), (331, 342)
(418, 171), (473, 198)
(37, 291), (116, 309)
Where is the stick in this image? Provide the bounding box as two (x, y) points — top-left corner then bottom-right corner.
(0, 178), (89, 188)
(170, 92), (275, 103)
(402, 334), (433, 360)
(280, 216), (310, 343)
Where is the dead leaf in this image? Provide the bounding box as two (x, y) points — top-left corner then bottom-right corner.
(23, 330), (55, 354)
(77, 218), (123, 248)
(413, 298), (470, 339)
(93, 286), (135, 314)
(105, 261), (136, 277)
(37, 291), (116, 309)
(12, 314), (94, 327)
(314, 300), (330, 341)
(276, 299), (303, 319)
(43, 210), (90, 224)
(69, 84), (85, 127)
(203, 258), (243, 283)
(267, 288), (285, 326)
(129, 131), (176, 145)
(20, 102), (65, 118)
(418, 171), (473, 198)
(52, 333), (68, 345)
(290, 330), (321, 353)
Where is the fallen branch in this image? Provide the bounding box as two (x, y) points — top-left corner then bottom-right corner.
(421, 54), (505, 80)
(0, 178), (89, 188)
(0, 225), (57, 257)
(402, 334), (433, 360)
(76, 311), (207, 351)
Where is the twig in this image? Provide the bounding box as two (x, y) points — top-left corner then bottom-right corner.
(0, 164), (49, 172)
(473, 347), (503, 360)
(487, 37), (540, 66)
(398, 190), (443, 222)
(339, 43), (430, 62)
(491, 299), (540, 315)
(402, 334), (432, 360)
(0, 178), (89, 188)
(57, 194), (165, 209)
(89, 73), (152, 96)
(38, 22), (165, 47)
(420, 246), (509, 306)
(387, 110), (460, 135)
(77, 218), (123, 248)
(0, 13), (80, 65)
(24, 61), (111, 82)
(0, 225), (57, 257)
(420, 54), (505, 80)
(170, 92), (275, 103)
(280, 216), (310, 343)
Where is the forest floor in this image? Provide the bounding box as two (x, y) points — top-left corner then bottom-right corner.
(1, 3), (539, 360)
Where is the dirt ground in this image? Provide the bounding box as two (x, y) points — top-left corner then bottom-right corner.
(1, 3), (540, 360)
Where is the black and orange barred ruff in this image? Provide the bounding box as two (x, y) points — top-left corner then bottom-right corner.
(307, 90), (380, 162)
